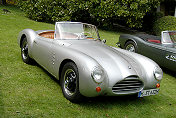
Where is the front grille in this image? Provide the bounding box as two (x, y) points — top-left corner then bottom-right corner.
(112, 76), (143, 94)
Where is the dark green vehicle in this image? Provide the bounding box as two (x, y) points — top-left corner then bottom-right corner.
(117, 31), (176, 72)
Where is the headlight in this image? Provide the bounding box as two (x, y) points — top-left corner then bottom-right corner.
(91, 67), (104, 83)
(153, 66), (163, 80)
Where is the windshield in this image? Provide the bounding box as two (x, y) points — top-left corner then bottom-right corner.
(55, 22), (100, 40)
(162, 31), (176, 44)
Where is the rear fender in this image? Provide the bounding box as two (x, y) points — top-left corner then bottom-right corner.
(119, 34), (138, 49)
(18, 29), (37, 58)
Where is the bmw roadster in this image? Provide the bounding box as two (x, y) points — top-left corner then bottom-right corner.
(117, 31), (176, 72)
(18, 22), (163, 102)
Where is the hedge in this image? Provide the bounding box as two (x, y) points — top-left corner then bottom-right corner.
(153, 16), (176, 36)
(17, 0), (161, 28)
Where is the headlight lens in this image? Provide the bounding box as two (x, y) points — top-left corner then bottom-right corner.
(153, 66), (163, 80)
(91, 67), (104, 83)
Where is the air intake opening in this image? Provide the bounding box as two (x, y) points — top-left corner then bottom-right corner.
(112, 76), (144, 94)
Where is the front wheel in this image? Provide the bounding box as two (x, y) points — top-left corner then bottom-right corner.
(61, 62), (83, 103)
(124, 41), (137, 52)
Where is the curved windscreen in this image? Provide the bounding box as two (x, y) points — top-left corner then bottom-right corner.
(162, 31), (176, 44)
(55, 22), (100, 40)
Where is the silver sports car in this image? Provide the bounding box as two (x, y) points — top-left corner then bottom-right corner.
(18, 22), (163, 102)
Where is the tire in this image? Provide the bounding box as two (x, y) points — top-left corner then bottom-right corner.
(21, 37), (33, 64)
(61, 62), (83, 103)
(124, 41), (137, 52)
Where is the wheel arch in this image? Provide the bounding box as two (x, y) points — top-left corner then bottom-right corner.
(59, 59), (76, 81)
(20, 34), (27, 48)
(125, 39), (138, 47)
(119, 34), (140, 49)
(124, 38), (138, 52)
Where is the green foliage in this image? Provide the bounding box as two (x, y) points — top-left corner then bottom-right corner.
(0, 0), (17, 5)
(17, 0), (70, 22)
(153, 16), (176, 36)
(6, 0), (17, 5)
(17, 0), (161, 28)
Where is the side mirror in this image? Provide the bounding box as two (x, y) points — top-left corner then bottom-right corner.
(102, 39), (106, 43)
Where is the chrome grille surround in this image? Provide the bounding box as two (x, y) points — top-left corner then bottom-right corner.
(112, 76), (144, 94)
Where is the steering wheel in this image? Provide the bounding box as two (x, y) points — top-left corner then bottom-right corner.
(77, 32), (93, 39)
(83, 32), (94, 39)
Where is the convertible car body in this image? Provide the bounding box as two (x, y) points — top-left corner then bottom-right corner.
(117, 31), (176, 72)
(18, 22), (163, 102)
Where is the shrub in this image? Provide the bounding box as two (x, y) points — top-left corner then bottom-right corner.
(153, 16), (176, 36)
(6, 0), (17, 5)
(17, 0), (71, 23)
(17, 0), (161, 28)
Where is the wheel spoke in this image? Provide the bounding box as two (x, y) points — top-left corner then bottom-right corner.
(126, 44), (135, 52)
(64, 69), (77, 96)
(24, 45), (28, 51)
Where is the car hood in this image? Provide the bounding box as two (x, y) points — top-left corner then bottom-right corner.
(66, 40), (143, 84)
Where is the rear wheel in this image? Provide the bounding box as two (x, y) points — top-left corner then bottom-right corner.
(124, 41), (137, 52)
(61, 62), (83, 103)
(21, 37), (33, 64)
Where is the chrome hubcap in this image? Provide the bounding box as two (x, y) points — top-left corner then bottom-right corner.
(126, 44), (135, 52)
(64, 69), (77, 96)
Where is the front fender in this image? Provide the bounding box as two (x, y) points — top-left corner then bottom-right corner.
(75, 52), (109, 97)
(53, 45), (109, 97)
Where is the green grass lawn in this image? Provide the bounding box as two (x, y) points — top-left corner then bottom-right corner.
(0, 5), (176, 118)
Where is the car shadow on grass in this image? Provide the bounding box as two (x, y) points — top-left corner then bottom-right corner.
(83, 95), (148, 105)
(31, 61), (60, 84)
(162, 67), (176, 78)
